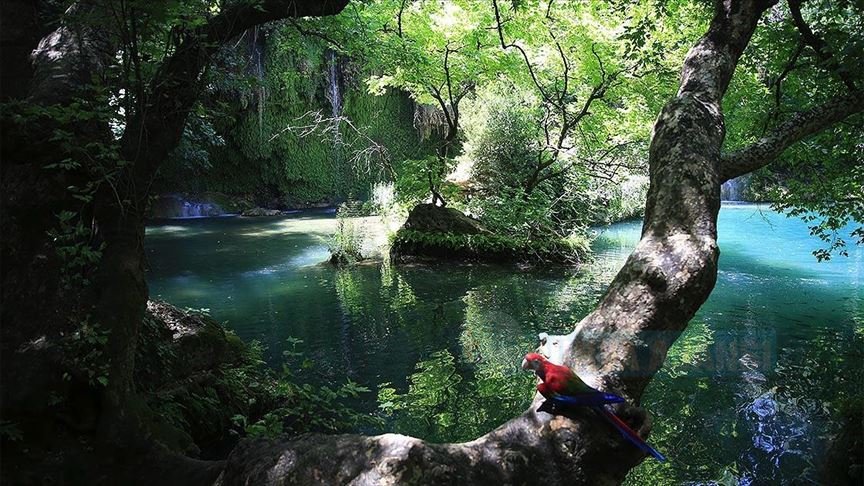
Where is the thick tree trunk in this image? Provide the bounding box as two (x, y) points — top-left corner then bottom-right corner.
(92, 0), (351, 418)
(1, 3), (115, 423)
(0, 0), (50, 101)
(1, 0), (350, 451)
(218, 1), (777, 484)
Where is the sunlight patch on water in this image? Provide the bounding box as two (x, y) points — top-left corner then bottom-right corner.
(145, 225), (212, 237)
(290, 246), (331, 266)
(242, 246), (331, 276)
(239, 218), (338, 237)
(795, 277), (829, 286)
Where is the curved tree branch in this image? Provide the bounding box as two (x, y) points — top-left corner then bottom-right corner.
(760, 40), (804, 135)
(719, 91), (864, 182)
(219, 2), (777, 484)
(491, 0), (556, 107)
(788, 0), (857, 91)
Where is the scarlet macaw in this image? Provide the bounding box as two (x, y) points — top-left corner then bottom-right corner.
(521, 352), (666, 462)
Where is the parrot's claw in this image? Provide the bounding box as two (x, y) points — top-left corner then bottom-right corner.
(536, 399), (560, 415)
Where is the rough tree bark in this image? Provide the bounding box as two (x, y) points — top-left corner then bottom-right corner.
(217, 0), (859, 483)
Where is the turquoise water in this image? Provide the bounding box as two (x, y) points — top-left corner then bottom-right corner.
(145, 204), (862, 484)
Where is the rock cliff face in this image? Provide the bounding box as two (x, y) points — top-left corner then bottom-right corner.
(155, 28), (439, 207)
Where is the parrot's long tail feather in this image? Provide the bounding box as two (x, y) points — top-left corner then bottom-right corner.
(595, 407), (667, 462)
(551, 392), (626, 407)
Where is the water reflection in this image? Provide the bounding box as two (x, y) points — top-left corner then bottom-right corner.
(145, 205), (862, 484)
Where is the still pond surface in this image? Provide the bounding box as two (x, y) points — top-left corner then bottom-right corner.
(146, 204), (862, 485)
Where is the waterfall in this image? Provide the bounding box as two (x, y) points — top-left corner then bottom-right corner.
(251, 27), (265, 81)
(249, 26), (266, 136)
(150, 194), (227, 219)
(721, 174), (749, 201)
(325, 49), (342, 119)
(325, 47), (344, 173)
(178, 201), (222, 218)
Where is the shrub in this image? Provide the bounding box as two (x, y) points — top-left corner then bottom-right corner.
(390, 229), (588, 264)
(329, 202), (366, 266)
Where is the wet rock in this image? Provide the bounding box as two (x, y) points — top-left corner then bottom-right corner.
(241, 207), (282, 217)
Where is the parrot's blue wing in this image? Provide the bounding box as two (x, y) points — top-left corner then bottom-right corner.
(595, 406), (667, 462)
(539, 393), (667, 462)
(550, 392), (626, 407)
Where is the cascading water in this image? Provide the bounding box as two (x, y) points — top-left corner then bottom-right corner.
(250, 26), (266, 136)
(178, 201), (222, 218)
(325, 48), (346, 186)
(721, 174), (749, 201)
(325, 49), (342, 120)
(150, 194), (226, 219)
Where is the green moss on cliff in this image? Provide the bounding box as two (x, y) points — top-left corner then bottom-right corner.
(160, 27), (437, 207)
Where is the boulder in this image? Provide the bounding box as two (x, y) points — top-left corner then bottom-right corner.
(401, 203), (491, 235)
(143, 301), (244, 380)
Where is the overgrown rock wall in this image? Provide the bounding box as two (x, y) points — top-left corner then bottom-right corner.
(156, 26), (438, 208)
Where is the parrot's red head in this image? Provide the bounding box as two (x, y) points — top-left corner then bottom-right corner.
(521, 352), (548, 372)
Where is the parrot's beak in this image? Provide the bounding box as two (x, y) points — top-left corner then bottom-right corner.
(521, 358), (529, 370)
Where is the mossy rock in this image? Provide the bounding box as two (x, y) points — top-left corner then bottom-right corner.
(401, 203), (491, 235)
(144, 301), (244, 379)
(138, 301), (269, 457)
(241, 207), (283, 217)
(391, 205), (587, 263)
